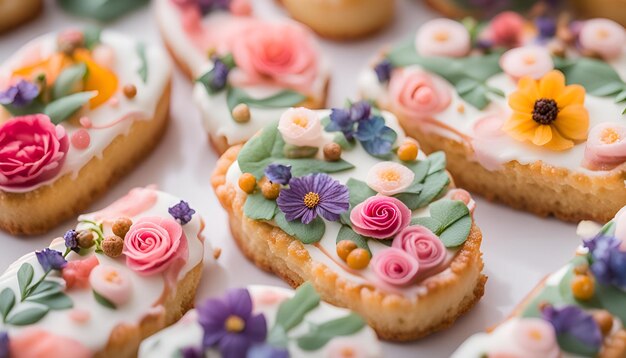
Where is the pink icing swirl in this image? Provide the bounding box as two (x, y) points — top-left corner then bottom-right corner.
(122, 216), (188, 276)
(0, 114), (69, 190)
(388, 68), (451, 120)
(582, 122), (626, 171)
(350, 196), (411, 239)
(371, 248), (419, 286)
(392, 225), (446, 271)
(10, 328), (91, 358)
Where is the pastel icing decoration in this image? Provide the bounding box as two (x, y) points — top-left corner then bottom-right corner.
(392, 225), (446, 271)
(371, 248), (419, 286)
(366, 161), (415, 196)
(500, 46), (554, 80)
(277, 107), (323, 147)
(579, 18), (626, 60)
(350, 196), (412, 239)
(415, 18), (471, 58)
(388, 68), (452, 120)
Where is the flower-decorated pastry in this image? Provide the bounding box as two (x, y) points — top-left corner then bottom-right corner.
(0, 0), (42, 33)
(57, 0), (149, 22)
(279, 0), (395, 39)
(360, 15), (626, 222)
(453, 210), (626, 357)
(0, 186), (205, 357)
(0, 28), (172, 234)
(211, 103), (486, 341)
(139, 283), (383, 357)
(155, 0), (330, 154)
(422, 0), (547, 20)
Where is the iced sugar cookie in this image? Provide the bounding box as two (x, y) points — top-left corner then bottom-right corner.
(0, 186), (205, 357)
(155, 0), (330, 154)
(360, 15), (626, 222)
(0, 0), (42, 33)
(0, 28), (172, 234)
(211, 103), (486, 341)
(140, 283), (382, 357)
(453, 210), (626, 357)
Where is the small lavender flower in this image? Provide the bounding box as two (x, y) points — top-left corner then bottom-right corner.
(180, 346), (204, 358)
(584, 235), (626, 289)
(374, 59), (392, 83)
(541, 305), (602, 351)
(36, 248), (67, 272)
(536, 17), (557, 40)
(265, 164), (292, 185)
(349, 101), (371, 122)
(210, 58), (230, 91)
(0, 332), (8, 358)
(0, 80), (39, 108)
(248, 344), (289, 358)
(277, 173), (349, 224)
(355, 116), (397, 156)
(63, 229), (80, 253)
(169, 200), (196, 225)
(475, 38), (493, 51)
(326, 107), (356, 140)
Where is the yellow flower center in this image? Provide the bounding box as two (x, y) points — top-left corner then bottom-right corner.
(292, 116), (308, 128)
(224, 315), (245, 333)
(532, 98), (559, 125)
(601, 128), (621, 144)
(528, 328), (543, 341)
(340, 347), (356, 357)
(596, 28), (609, 39)
(433, 31), (449, 42)
(303, 192), (320, 208)
(379, 169), (400, 182)
(104, 270), (121, 284)
(522, 55), (536, 65)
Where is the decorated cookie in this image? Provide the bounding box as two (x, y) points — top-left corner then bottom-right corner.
(279, 0), (395, 39)
(139, 283), (382, 357)
(360, 15), (626, 222)
(0, 186), (205, 357)
(211, 103), (485, 341)
(0, 0), (42, 33)
(155, 0), (330, 154)
(453, 211), (626, 357)
(0, 28), (172, 234)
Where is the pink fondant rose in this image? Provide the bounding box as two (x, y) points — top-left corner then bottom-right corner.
(489, 11), (525, 47)
(579, 19), (626, 60)
(277, 107), (322, 147)
(388, 68), (451, 120)
(350, 196), (411, 239)
(392, 225), (446, 271)
(230, 21), (318, 93)
(371, 248), (419, 286)
(123, 217), (188, 275)
(416, 18), (470, 58)
(583, 123), (626, 171)
(0, 114), (69, 190)
(500, 46), (554, 81)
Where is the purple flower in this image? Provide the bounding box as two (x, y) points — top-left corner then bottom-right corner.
(349, 101), (371, 122)
(197, 288), (267, 358)
(584, 235), (626, 289)
(355, 116), (397, 156)
(265, 164), (292, 185)
(180, 346), (204, 358)
(277, 173), (349, 224)
(536, 17), (557, 41)
(248, 344), (289, 358)
(541, 305), (602, 351)
(326, 101), (372, 140)
(0, 80), (39, 108)
(35, 248), (67, 272)
(476, 38), (493, 51)
(374, 59), (392, 83)
(169, 200), (196, 225)
(211, 58), (230, 91)
(0, 332), (8, 358)
(173, 0), (230, 14)
(63, 229), (80, 253)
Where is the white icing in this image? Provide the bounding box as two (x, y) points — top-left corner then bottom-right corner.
(138, 285), (382, 358)
(225, 110), (464, 298)
(0, 31), (172, 193)
(0, 189), (205, 353)
(359, 48), (626, 175)
(154, 0), (331, 147)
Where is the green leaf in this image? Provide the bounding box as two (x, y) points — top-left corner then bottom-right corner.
(243, 192), (277, 221)
(58, 0), (149, 22)
(413, 171), (450, 209)
(426, 151), (446, 175)
(411, 216), (442, 233)
(196, 69), (221, 95)
(45, 91), (96, 124)
(616, 90), (626, 103)
(279, 158), (354, 177)
(297, 313), (366, 351)
(413, 199), (471, 247)
(17, 263), (34, 299)
(93, 290), (116, 310)
(556, 57), (625, 95)
(588, 82), (624, 97)
(28, 293), (73, 310)
(346, 178), (376, 208)
(27, 280), (62, 299)
(238, 124), (284, 178)
(136, 42), (148, 84)
(274, 282), (320, 331)
(333, 132), (355, 150)
(460, 84), (490, 110)
(336, 225), (371, 256)
(404, 159), (430, 183)
(0, 288), (15, 320)
(267, 324), (288, 348)
(226, 87), (306, 114)
(6, 306), (49, 326)
(83, 26), (101, 50)
(52, 63), (87, 100)
(283, 144), (318, 159)
(274, 212), (325, 244)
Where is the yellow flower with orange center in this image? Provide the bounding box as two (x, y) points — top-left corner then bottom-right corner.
(503, 70), (589, 151)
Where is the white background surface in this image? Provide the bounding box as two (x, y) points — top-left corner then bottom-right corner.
(0, 1), (582, 356)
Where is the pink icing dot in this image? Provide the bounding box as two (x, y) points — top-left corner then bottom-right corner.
(68, 309), (91, 324)
(108, 96), (120, 108)
(71, 129), (91, 150)
(79, 116), (92, 129)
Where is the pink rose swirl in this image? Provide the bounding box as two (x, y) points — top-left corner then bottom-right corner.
(388, 69), (451, 120)
(371, 248), (419, 286)
(392, 225), (446, 271)
(350, 196), (411, 239)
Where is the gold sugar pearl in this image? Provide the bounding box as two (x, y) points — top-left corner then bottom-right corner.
(102, 235), (124, 258)
(123, 84), (137, 99)
(112, 217), (133, 238)
(238, 173), (257, 194)
(232, 103), (251, 123)
(398, 141), (419, 162)
(571, 275), (595, 301)
(346, 248), (370, 270)
(336, 240), (357, 261)
(323, 143), (342, 162)
(261, 181), (280, 200)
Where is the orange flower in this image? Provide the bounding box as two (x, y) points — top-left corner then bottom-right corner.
(503, 70), (589, 151)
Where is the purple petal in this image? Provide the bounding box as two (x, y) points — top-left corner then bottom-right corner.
(218, 333), (251, 358)
(243, 313), (267, 343)
(226, 288), (253, 318)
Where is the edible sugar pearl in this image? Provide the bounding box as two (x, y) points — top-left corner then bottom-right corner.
(79, 116), (92, 129)
(71, 129), (91, 150)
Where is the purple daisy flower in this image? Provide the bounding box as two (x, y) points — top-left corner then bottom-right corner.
(197, 288), (267, 358)
(541, 304), (602, 351)
(277, 173), (349, 224)
(35, 248), (67, 272)
(265, 164), (292, 185)
(169, 200), (196, 225)
(583, 235), (626, 289)
(0, 80), (39, 108)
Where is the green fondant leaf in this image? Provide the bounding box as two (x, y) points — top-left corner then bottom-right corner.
(557, 334), (599, 357)
(26, 280), (63, 299)
(333, 133), (355, 150)
(296, 313), (366, 351)
(346, 178), (376, 208)
(0, 288), (15, 320)
(283, 144), (318, 159)
(589, 82), (624, 97)
(136, 42), (148, 84)
(226, 87), (306, 117)
(83, 26), (102, 50)
(616, 90), (626, 103)
(411, 216), (442, 233)
(426, 151), (446, 175)
(45, 91), (96, 124)
(52, 63), (87, 99)
(274, 282), (320, 331)
(274, 212), (325, 244)
(412, 170), (449, 209)
(267, 324), (288, 348)
(555, 57), (625, 95)
(412, 199), (471, 247)
(93, 290), (116, 310)
(17, 263), (34, 299)
(336, 225), (371, 256)
(394, 191), (422, 210)
(6, 306), (49, 326)
(28, 293), (73, 310)
(598, 220), (616, 237)
(58, 0), (149, 22)
(404, 159), (430, 183)
(243, 192), (277, 221)
(284, 159), (355, 177)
